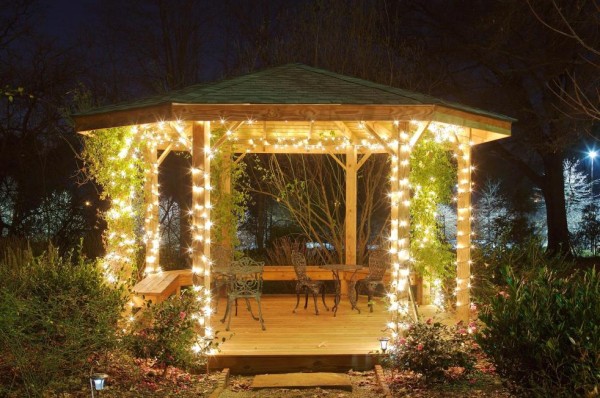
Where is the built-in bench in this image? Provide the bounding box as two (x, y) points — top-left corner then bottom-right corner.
(132, 266), (391, 305)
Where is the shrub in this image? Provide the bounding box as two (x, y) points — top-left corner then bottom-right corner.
(471, 239), (573, 305)
(476, 265), (600, 397)
(126, 289), (220, 376)
(0, 246), (125, 397)
(382, 319), (476, 384)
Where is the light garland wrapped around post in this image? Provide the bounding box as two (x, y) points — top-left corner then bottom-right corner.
(190, 121), (215, 348)
(386, 121), (416, 340)
(455, 131), (473, 322)
(143, 139), (161, 274)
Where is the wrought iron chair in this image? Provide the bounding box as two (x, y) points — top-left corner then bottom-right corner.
(353, 250), (389, 312)
(291, 251), (329, 315)
(221, 257), (266, 331)
(211, 244), (234, 312)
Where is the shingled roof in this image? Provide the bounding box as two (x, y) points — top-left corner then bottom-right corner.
(73, 63), (514, 133)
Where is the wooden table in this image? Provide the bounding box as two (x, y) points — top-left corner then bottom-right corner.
(319, 264), (363, 316)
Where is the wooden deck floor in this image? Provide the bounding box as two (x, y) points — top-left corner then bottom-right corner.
(214, 294), (388, 356)
(209, 294), (446, 373)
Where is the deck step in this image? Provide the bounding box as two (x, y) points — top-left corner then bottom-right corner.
(251, 372), (352, 391)
(212, 353), (377, 374)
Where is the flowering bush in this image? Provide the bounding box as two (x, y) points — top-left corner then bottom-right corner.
(382, 319), (476, 384)
(126, 289), (213, 376)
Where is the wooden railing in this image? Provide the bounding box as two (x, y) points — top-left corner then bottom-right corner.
(132, 265), (393, 305)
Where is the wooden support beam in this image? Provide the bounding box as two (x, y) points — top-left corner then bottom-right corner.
(220, 149), (232, 252)
(356, 151), (372, 170)
(157, 143), (173, 166)
(227, 145), (385, 155)
(169, 121), (192, 151)
(144, 143), (160, 274)
(233, 152), (247, 165)
(363, 122), (395, 155)
(344, 145), (357, 296)
(333, 121), (355, 141)
(327, 152), (347, 170)
(192, 122), (211, 294)
(455, 130), (472, 322)
(212, 121), (244, 151)
(389, 122), (418, 325)
(409, 121), (431, 148)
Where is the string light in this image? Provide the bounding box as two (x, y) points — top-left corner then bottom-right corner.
(95, 118), (477, 356)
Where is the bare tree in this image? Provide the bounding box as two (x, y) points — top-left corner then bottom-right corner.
(526, 0), (600, 121)
(245, 153), (389, 265)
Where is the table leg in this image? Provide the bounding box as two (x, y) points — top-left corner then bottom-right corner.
(331, 270), (341, 317)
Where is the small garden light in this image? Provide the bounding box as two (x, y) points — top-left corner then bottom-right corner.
(378, 337), (390, 353)
(90, 373), (108, 397)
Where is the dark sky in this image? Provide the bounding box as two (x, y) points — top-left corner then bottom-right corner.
(40, 0), (93, 40)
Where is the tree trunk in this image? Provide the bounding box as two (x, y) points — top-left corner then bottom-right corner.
(255, 194), (266, 250)
(541, 152), (571, 255)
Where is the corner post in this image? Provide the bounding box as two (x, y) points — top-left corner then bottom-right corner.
(456, 130), (472, 322)
(192, 121), (212, 292)
(144, 142), (160, 274)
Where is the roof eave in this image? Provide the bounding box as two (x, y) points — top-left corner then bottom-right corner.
(74, 103), (173, 133)
(75, 103), (512, 143)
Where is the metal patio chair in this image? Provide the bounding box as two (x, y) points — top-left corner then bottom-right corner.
(353, 250), (389, 312)
(291, 250), (329, 315)
(221, 257), (266, 331)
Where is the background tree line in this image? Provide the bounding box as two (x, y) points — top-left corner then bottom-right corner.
(1, 0), (598, 261)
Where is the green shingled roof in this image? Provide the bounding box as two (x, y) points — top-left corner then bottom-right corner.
(75, 63), (514, 122)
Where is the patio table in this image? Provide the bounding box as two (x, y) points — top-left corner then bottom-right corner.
(319, 264), (363, 316)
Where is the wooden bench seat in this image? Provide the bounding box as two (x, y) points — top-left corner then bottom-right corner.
(132, 266), (390, 306)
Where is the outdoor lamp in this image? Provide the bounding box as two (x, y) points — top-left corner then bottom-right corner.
(378, 337), (390, 353)
(90, 373), (108, 397)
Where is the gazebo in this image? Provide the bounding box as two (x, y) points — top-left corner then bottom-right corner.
(74, 64), (512, 372)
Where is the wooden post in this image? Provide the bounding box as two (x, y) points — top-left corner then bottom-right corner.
(456, 130), (472, 322)
(220, 150), (232, 251)
(388, 122), (415, 326)
(343, 145), (357, 296)
(144, 142), (160, 274)
(192, 122), (212, 292)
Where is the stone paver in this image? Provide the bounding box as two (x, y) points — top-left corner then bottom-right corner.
(251, 372), (352, 391)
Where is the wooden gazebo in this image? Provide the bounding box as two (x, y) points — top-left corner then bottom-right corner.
(75, 64), (512, 372)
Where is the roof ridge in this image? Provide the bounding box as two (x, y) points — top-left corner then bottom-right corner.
(185, 64), (291, 97)
(292, 64), (429, 104)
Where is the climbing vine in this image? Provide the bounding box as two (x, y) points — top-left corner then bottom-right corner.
(409, 136), (456, 280)
(209, 127), (249, 249)
(82, 126), (147, 284)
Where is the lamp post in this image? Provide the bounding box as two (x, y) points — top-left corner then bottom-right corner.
(90, 373), (108, 398)
(378, 337), (390, 353)
(589, 150), (597, 196)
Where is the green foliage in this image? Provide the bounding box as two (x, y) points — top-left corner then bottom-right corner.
(210, 128), (249, 247)
(0, 246), (125, 397)
(126, 290), (222, 374)
(574, 203), (600, 256)
(476, 262), (600, 397)
(81, 127), (147, 280)
(409, 138), (456, 279)
(471, 239), (573, 305)
(382, 319), (476, 384)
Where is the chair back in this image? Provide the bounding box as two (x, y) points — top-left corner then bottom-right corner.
(367, 250), (388, 280)
(228, 257), (264, 298)
(212, 244), (233, 272)
(291, 250), (310, 282)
